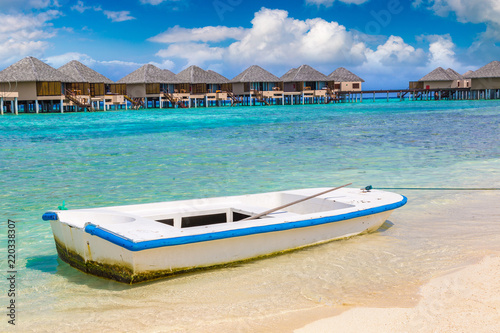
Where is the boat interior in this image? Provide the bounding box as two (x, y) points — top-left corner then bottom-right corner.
(146, 193), (355, 229)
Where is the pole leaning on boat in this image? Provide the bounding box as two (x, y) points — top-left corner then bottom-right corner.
(240, 183), (353, 221)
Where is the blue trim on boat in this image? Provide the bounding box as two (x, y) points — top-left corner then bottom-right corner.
(83, 196), (407, 252)
(42, 212), (58, 221)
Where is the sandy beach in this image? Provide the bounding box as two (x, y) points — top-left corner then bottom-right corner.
(295, 190), (500, 333)
(295, 254), (500, 333)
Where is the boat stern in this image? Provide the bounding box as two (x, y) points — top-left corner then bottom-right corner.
(42, 210), (138, 283)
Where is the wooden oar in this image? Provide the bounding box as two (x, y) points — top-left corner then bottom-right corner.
(240, 183), (353, 221)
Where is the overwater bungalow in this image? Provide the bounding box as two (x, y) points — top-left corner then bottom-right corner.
(280, 64), (335, 104)
(58, 60), (126, 111)
(175, 66), (212, 94)
(173, 65), (212, 107)
(173, 65), (232, 107)
(0, 56), (72, 114)
(328, 67), (364, 92)
(416, 67), (468, 90)
(117, 64), (179, 108)
(464, 61), (500, 90)
(205, 70), (232, 105)
(445, 68), (470, 88)
(230, 65), (283, 105)
(206, 70), (232, 93)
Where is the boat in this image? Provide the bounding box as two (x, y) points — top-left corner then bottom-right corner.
(42, 185), (407, 284)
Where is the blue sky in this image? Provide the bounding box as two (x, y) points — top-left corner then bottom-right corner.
(1, 0), (499, 89)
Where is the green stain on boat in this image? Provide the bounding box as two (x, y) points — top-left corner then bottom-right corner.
(54, 237), (134, 284)
(53, 232), (359, 284)
(54, 236), (236, 284)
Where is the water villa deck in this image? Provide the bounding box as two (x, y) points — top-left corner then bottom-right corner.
(1, 57), (500, 114)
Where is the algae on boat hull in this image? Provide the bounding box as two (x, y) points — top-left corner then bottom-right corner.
(52, 230), (360, 284)
(54, 236), (135, 283)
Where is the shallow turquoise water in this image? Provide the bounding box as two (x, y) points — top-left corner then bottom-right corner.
(1, 100), (499, 331)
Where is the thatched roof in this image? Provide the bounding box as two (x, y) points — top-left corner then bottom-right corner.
(206, 70), (229, 84)
(0, 56), (73, 82)
(117, 64), (178, 84)
(328, 67), (364, 82)
(419, 67), (452, 81)
(162, 69), (179, 83)
(175, 65), (212, 84)
(445, 68), (464, 80)
(463, 70), (474, 77)
(58, 60), (114, 83)
(280, 64), (328, 82)
(419, 67), (465, 82)
(464, 61), (500, 78)
(231, 65), (280, 83)
(280, 68), (296, 81)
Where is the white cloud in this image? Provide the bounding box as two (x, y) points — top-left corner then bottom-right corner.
(465, 29), (500, 64)
(149, 26), (246, 43)
(226, 8), (368, 66)
(139, 0), (186, 10)
(44, 52), (174, 81)
(412, 0), (423, 7)
(353, 35), (431, 88)
(156, 43), (224, 67)
(483, 23), (500, 40)
(70, 2), (135, 23)
(139, 0), (182, 5)
(103, 10), (135, 22)
(45, 52), (156, 68)
(0, 0), (59, 10)
(0, 10), (60, 66)
(71, 0), (91, 13)
(140, 0), (167, 4)
(45, 52), (97, 68)
(364, 35), (426, 67)
(149, 59), (176, 70)
(306, 0), (370, 7)
(426, 34), (458, 68)
(414, 0), (500, 64)
(30, 0), (59, 8)
(416, 0), (500, 25)
(150, 7), (475, 89)
(152, 7), (440, 77)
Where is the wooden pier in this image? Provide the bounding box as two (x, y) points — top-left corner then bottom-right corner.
(2, 87), (500, 114)
(337, 88), (500, 103)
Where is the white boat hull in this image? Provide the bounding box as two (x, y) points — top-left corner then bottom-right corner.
(44, 188), (406, 283)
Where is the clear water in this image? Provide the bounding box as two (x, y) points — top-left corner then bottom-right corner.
(1, 100), (499, 331)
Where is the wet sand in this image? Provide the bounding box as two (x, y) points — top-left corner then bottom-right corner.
(295, 190), (500, 333)
(295, 254), (500, 333)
